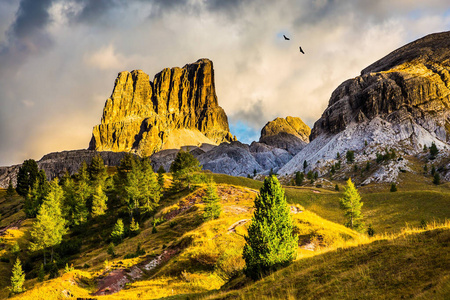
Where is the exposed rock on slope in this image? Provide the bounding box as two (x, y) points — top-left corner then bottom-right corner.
(89, 59), (235, 156)
(0, 150), (131, 188)
(259, 116), (310, 155)
(280, 31), (450, 181)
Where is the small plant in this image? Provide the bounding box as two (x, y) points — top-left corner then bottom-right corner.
(107, 242), (116, 257)
(429, 142), (438, 160)
(37, 263), (45, 282)
(367, 224), (375, 237)
(10, 258), (25, 294)
(420, 219), (427, 229)
(433, 172), (440, 185)
(364, 140), (368, 147)
(423, 144), (428, 151)
(423, 164), (428, 173)
(152, 224), (157, 234)
(330, 165), (336, 175)
(64, 263), (74, 273)
(346, 150), (355, 164)
(390, 183), (397, 192)
(111, 219), (125, 244)
(129, 217), (140, 236)
(336, 152), (340, 159)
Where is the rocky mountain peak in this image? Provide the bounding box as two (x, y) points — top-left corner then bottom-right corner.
(89, 59), (235, 156)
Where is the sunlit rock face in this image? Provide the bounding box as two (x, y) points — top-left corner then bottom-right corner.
(89, 58), (235, 156)
(280, 31), (450, 181)
(259, 116), (310, 155)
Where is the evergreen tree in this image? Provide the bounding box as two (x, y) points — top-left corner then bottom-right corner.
(16, 159), (39, 196)
(243, 176), (298, 280)
(431, 165), (436, 176)
(339, 178), (364, 232)
(62, 170), (88, 226)
(139, 158), (160, 214)
(335, 184), (339, 191)
(129, 217), (140, 236)
(295, 171), (304, 186)
(429, 142), (438, 160)
(10, 258), (25, 294)
(74, 162), (91, 222)
(433, 172), (440, 185)
(346, 150), (355, 163)
(88, 154), (107, 186)
(6, 180), (15, 199)
(24, 170), (49, 218)
(29, 179), (67, 264)
(157, 166), (165, 191)
(203, 181), (222, 221)
(114, 153), (136, 200)
(367, 224), (375, 237)
(303, 160), (308, 170)
(390, 182), (397, 192)
(37, 263), (45, 282)
(91, 184), (108, 217)
(170, 150), (202, 190)
(111, 218), (125, 244)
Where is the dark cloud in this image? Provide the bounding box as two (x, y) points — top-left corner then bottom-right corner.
(73, 0), (128, 24)
(8, 0), (53, 39)
(229, 99), (271, 130)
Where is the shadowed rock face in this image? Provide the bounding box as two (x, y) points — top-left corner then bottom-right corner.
(89, 58), (235, 156)
(311, 31), (450, 142)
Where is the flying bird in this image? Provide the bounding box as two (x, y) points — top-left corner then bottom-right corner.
(283, 34), (290, 40)
(299, 46), (305, 54)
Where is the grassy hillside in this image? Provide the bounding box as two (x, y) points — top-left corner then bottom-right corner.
(211, 223), (450, 300)
(0, 170), (449, 299)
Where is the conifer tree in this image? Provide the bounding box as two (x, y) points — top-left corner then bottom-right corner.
(170, 150), (201, 190)
(111, 218), (125, 244)
(16, 159), (39, 197)
(91, 184), (108, 217)
(339, 178), (364, 232)
(10, 258), (25, 294)
(429, 142), (438, 160)
(203, 181), (222, 221)
(140, 158), (160, 214)
(6, 180), (15, 200)
(295, 171), (304, 186)
(390, 182), (397, 192)
(243, 175), (298, 280)
(433, 172), (440, 185)
(29, 179), (67, 264)
(129, 217), (140, 236)
(37, 263), (45, 282)
(88, 154), (107, 186)
(24, 170), (49, 218)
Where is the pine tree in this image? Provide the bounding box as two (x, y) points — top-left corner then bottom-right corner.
(129, 217), (140, 236)
(243, 175), (298, 280)
(335, 184), (339, 191)
(37, 263), (45, 282)
(170, 150), (201, 190)
(16, 159), (39, 197)
(111, 218), (124, 244)
(303, 160), (308, 170)
(88, 154), (107, 186)
(390, 182), (397, 192)
(91, 184), (108, 217)
(346, 150), (355, 163)
(433, 172), (440, 185)
(295, 171), (304, 186)
(429, 142), (438, 160)
(6, 180), (15, 199)
(140, 158), (160, 214)
(29, 179), (67, 264)
(339, 178), (364, 232)
(203, 181), (222, 221)
(10, 258), (25, 293)
(157, 166), (165, 191)
(24, 170), (49, 218)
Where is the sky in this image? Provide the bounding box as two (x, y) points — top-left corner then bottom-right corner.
(1, 0), (450, 166)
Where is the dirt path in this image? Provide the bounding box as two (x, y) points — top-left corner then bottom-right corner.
(227, 219), (249, 233)
(92, 248), (179, 296)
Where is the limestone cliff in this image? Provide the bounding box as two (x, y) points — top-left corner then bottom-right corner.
(89, 59), (235, 156)
(259, 116), (310, 155)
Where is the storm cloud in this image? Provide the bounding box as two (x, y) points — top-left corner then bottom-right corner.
(1, 0), (450, 166)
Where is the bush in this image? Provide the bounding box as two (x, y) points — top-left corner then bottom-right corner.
(107, 243), (116, 257)
(390, 183), (397, 192)
(367, 224), (375, 237)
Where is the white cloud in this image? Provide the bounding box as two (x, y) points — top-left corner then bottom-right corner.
(83, 44), (125, 71)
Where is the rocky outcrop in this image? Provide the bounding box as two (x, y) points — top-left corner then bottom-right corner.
(259, 116), (310, 155)
(89, 59), (235, 157)
(311, 31), (450, 142)
(0, 150), (132, 188)
(280, 31), (450, 181)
